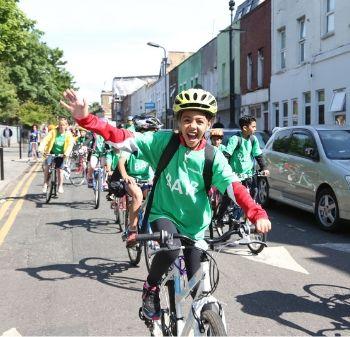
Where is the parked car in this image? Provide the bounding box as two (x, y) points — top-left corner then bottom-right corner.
(222, 129), (270, 149)
(259, 125), (350, 231)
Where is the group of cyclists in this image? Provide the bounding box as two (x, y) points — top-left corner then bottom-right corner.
(59, 87), (271, 322)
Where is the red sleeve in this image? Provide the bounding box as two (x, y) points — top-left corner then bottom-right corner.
(232, 181), (269, 224)
(75, 114), (134, 143)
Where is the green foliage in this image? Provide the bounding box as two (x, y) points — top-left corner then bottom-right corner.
(89, 102), (102, 114)
(17, 101), (52, 128)
(0, 0), (75, 124)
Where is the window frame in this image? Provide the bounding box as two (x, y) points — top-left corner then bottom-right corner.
(257, 48), (264, 87)
(282, 100), (288, 127)
(289, 129), (319, 160)
(247, 53), (253, 90)
(317, 89), (325, 124)
(298, 17), (306, 63)
(326, 0), (335, 34)
(292, 98), (299, 126)
(303, 91), (311, 125)
(279, 27), (286, 69)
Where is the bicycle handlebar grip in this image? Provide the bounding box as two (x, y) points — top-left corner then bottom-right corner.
(135, 233), (161, 242)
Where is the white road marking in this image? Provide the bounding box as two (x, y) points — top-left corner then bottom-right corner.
(223, 246), (309, 274)
(313, 243), (350, 254)
(1, 328), (22, 337)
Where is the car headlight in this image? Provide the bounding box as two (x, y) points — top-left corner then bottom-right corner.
(345, 176), (350, 188)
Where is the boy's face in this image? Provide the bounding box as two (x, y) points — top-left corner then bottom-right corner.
(242, 121), (257, 135)
(211, 136), (222, 147)
(178, 110), (212, 149)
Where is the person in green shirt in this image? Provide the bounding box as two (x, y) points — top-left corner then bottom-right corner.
(125, 115), (136, 132)
(61, 87), (271, 321)
(216, 115), (270, 222)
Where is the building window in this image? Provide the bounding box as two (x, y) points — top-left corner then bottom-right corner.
(283, 101), (288, 126)
(279, 27), (286, 69)
(292, 99), (298, 125)
(237, 10), (242, 20)
(273, 102), (280, 127)
(257, 48), (264, 87)
(246, 3), (252, 13)
(326, 0), (335, 33)
(304, 91), (311, 125)
(317, 90), (325, 124)
(330, 89), (346, 125)
(247, 53), (253, 89)
(298, 17), (306, 63)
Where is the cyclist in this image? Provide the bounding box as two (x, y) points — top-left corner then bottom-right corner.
(210, 128), (226, 153)
(125, 115), (136, 132)
(118, 115), (161, 248)
(216, 115), (270, 221)
(39, 116), (74, 194)
(86, 132), (110, 189)
(61, 88), (271, 321)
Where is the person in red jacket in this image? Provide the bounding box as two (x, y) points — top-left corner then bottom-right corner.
(61, 88), (271, 321)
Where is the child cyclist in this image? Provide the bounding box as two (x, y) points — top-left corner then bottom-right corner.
(61, 88), (271, 321)
(210, 128), (226, 153)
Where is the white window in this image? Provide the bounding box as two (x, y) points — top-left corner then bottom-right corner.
(279, 28), (286, 69)
(326, 0), (335, 33)
(330, 90), (345, 112)
(257, 49), (264, 87)
(317, 89), (325, 124)
(292, 99), (298, 125)
(282, 101), (288, 126)
(304, 92), (311, 125)
(247, 53), (253, 89)
(273, 102), (280, 127)
(298, 17), (306, 63)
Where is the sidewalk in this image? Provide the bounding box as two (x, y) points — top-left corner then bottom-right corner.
(0, 144), (34, 196)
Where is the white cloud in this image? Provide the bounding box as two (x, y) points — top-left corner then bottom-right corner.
(19, 0), (245, 102)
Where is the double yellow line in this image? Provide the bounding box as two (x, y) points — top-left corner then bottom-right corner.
(0, 163), (40, 246)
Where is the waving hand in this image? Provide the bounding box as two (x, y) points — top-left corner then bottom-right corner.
(60, 89), (89, 120)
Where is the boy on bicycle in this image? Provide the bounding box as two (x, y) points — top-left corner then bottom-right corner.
(39, 116), (74, 194)
(216, 115), (270, 221)
(61, 88), (271, 321)
(117, 115), (161, 248)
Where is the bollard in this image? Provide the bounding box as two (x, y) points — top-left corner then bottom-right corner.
(0, 147), (4, 180)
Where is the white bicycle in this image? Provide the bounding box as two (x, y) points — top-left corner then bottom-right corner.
(136, 226), (266, 336)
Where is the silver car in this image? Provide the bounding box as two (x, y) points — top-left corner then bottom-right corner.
(259, 125), (350, 231)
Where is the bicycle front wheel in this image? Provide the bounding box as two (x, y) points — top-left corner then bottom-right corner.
(69, 158), (86, 186)
(247, 232), (267, 254)
(45, 171), (53, 203)
(201, 309), (227, 336)
(94, 173), (101, 209)
(127, 244), (142, 266)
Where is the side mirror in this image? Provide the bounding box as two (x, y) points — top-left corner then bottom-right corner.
(305, 147), (318, 160)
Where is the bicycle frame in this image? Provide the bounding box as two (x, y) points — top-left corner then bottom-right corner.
(155, 245), (226, 336)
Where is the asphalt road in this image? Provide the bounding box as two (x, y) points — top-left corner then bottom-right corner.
(0, 165), (349, 336)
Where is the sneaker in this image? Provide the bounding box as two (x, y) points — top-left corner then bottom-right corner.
(142, 282), (160, 320)
(106, 193), (115, 201)
(42, 183), (48, 193)
(58, 186), (64, 194)
(87, 179), (93, 188)
(126, 231), (137, 248)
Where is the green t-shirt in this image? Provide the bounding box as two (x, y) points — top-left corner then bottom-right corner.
(134, 131), (238, 240)
(106, 150), (120, 171)
(51, 133), (66, 154)
(93, 134), (108, 156)
(225, 132), (262, 179)
(217, 144), (226, 153)
(125, 124), (136, 132)
(121, 151), (153, 181)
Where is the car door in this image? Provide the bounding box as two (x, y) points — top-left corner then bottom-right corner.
(264, 129), (292, 197)
(283, 129), (320, 206)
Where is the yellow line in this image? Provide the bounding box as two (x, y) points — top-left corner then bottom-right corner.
(0, 163), (39, 222)
(0, 164), (39, 246)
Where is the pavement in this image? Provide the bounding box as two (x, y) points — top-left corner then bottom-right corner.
(0, 144), (37, 198)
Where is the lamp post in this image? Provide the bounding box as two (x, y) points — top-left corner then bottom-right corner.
(147, 42), (168, 128)
(229, 0), (236, 128)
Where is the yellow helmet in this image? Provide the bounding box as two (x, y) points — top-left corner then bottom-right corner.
(173, 88), (217, 116)
(210, 128), (224, 137)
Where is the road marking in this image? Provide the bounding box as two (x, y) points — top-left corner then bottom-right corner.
(224, 246), (309, 274)
(1, 328), (21, 336)
(0, 163), (39, 246)
(313, 243), (350, 254)
(0, 163), (38, 222)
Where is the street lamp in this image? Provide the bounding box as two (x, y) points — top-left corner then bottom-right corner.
(228, 0), (236, 128)
(147, 41), (168, 128)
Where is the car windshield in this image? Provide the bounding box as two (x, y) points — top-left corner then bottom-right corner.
(318, 130), (350, 159)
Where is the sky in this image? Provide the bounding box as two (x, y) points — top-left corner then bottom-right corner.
(18, 0), (244, 103)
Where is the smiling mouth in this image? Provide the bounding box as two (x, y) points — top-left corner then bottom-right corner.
(187, 133), (198, 141)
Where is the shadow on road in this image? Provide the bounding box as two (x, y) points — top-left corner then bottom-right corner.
(236, 284), (350, 336)
(46, 217), (120, 234)
(17, 257), (143, 292)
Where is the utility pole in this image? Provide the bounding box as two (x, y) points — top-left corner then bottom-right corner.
(229, 0), (237, 128)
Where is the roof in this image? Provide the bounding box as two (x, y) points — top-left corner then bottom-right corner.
(234, 0), (265, 22)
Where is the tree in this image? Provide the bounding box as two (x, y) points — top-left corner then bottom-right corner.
(17, 101), (53, 128)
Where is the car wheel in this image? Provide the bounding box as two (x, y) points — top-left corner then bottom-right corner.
(315, 188), (341, 231)
(257, 177), (270, 207)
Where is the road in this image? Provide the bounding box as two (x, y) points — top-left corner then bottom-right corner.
(0, 163), (349, 336)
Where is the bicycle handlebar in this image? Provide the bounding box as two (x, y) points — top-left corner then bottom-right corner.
(135, 224), (260, 247)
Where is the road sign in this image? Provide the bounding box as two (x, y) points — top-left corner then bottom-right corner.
(145, 102), (155, 110)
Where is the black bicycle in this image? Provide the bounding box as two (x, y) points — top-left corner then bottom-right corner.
(45, 154), (64, 203)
